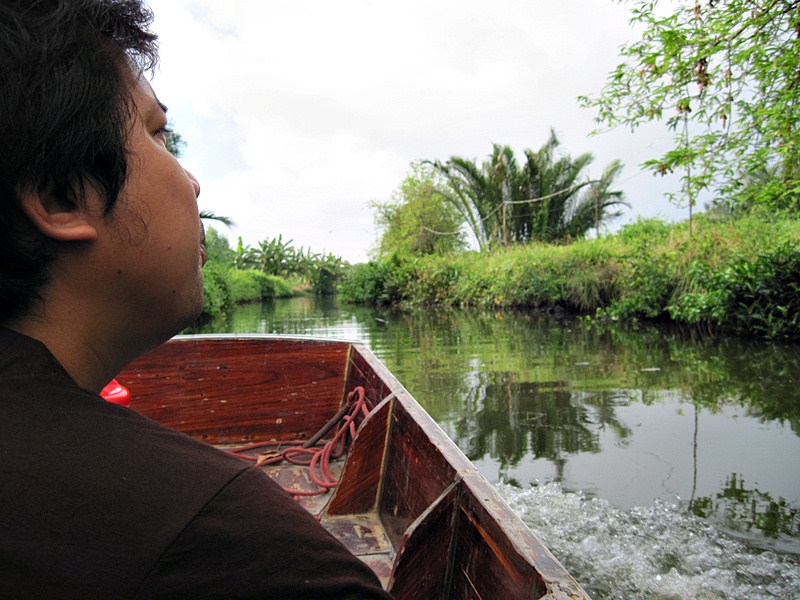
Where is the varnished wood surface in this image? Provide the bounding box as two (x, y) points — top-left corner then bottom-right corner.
(117, 335), (349, 444)
(379, 397), (459, 547)
(387, 482), (461, 598)
(118, 334), (591, 599)
(327, 396), (392, 515)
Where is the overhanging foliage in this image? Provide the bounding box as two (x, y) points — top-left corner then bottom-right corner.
(581, 0), (800, 212)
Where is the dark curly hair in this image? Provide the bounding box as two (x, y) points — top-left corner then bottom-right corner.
(0, 0), (159, 320)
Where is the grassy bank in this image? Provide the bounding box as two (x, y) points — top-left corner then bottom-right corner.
(338, 213), (800, 341)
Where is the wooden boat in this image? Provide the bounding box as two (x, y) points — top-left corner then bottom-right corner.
(116, 334), (591, 599)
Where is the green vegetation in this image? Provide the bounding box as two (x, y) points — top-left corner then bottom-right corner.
(175, 4), (800, 344)
(428, 131), (628, 250)
(197, 227), (346, 323)
(338, 213), (800, 341)
(581, 0), (800, 216)
(371, 163), (466, 257)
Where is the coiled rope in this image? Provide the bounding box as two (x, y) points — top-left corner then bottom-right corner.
(228, 387), (371, 497)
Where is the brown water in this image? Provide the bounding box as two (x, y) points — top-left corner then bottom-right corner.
(192, 296), (800, 598)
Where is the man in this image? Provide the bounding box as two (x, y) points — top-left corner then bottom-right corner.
(0, 1), (392, 598)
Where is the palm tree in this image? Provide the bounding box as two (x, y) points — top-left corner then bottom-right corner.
(427, 148), (508, 251)
(199, 210), (235, 227)
(430, 131), (628, 250)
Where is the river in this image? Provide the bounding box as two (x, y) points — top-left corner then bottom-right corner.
(191, 296), (800, 599)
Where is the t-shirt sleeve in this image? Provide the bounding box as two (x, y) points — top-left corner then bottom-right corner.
(134, 467), (392, 600)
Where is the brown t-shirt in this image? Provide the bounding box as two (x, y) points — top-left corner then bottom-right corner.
(0, 327), (391, 599)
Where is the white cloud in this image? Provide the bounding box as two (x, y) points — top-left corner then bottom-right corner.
(146, 0), (688, 263)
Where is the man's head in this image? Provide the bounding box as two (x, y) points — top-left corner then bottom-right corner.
(0, 0), (159, 320)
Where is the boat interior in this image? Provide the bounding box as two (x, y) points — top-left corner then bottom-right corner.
(117, 335), (588, 599)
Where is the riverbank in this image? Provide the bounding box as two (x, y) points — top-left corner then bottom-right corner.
(197, 229), (347, 323)
(338, 213), (800, 341)
(199, 264), (295, 322)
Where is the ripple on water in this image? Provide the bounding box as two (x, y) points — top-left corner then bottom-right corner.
(497, 482), (800, 600)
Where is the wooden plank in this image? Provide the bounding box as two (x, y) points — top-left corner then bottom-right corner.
(455, 477), (588, 599)
(387, 482), (461, 600)
(345, 346), (393, 409)
(448, 490), (548, 599)
(321, 514), (393, 557)
(380, 398), (458, 547)
(326, 395), (392, 515)
(117, 336), (350, 444)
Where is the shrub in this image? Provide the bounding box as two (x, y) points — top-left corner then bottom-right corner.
(725, 243), (800, 340)
(338, 261), (393, 305)
(338, 255), (415, 305)
(261, 273), (293, 298)
(200, 263), (233, 320)
(228, 269), (263, 302)
(228, 269), (292, 303)
(310, 254), (347, 296)
(670, 243), (800, 341)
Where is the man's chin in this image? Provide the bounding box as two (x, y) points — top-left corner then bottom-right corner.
(164, 294), (206, 340)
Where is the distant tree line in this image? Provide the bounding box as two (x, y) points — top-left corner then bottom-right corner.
(372, 131), (628, 257)
(203, 229), (347, 295)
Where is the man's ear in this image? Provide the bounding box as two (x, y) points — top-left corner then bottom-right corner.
(20, 192), (98, 242)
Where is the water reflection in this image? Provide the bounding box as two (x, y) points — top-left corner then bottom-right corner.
(453, 377), (605, 472)
(692, 473), (800, 550)
(191, 297), (800, 554)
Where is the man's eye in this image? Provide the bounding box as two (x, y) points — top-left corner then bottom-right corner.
(156, 125), (173, 140)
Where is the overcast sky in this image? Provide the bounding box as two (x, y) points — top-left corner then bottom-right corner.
(146, 0), (689, 263)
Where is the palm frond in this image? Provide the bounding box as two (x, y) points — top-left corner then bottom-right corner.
(199, 210), (235, 227)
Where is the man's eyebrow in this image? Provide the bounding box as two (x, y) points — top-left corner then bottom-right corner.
(159, 101), (168, 114)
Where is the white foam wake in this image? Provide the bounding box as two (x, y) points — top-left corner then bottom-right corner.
(498, 482), (800, 599)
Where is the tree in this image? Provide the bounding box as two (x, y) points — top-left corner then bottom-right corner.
(581, 0), (800, 213)
(202, 227), (235, 266)
(371, 163), (467, 257)
(429, 132), (627, 251)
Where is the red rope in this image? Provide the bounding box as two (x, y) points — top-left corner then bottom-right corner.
(228, 387), (371, 497)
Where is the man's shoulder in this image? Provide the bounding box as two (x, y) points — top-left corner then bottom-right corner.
(0, 354), (250, 494)
(0, 338), (260, 598)
(0, 326), (66, 379)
